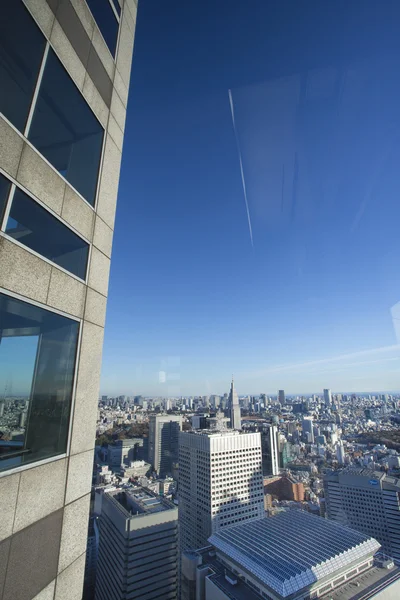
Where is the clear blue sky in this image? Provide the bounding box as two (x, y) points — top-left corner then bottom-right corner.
(101, 0), (400, 396)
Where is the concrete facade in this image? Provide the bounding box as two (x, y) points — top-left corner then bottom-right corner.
(0, 1), (136, 599)
(179, 430), (265, 557)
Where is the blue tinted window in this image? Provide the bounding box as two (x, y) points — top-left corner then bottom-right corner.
(86, 0), (119, 56)
(0, 1), (46, 132)
(111, 0), (121, 17)
(28, 49), (104, 205)
(6, 188), (89, 279)
(0, 293), (79, 472)
(0, 173), (12, 223)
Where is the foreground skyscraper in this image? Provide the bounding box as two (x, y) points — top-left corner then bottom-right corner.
(0, 1), (136, 598)
(95, 488), (178, 600)
(324, 467), (400, 563)
(179, 426), (264, 554)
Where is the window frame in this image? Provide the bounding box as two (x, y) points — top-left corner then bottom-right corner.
(0, 287), (82, 479)
(1, 9), (107, 211)
(0, 167), (92, 284)
(85, 0), (122, 60)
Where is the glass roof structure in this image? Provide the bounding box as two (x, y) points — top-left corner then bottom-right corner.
(208, 511), (381, 598)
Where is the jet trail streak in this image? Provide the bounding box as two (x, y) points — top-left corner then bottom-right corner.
(228, 89), (254, 248)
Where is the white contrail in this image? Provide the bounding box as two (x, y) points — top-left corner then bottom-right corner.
(228, 89), (254, 248)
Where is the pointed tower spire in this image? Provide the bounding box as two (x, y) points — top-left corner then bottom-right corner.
(228, 377), (241, 430)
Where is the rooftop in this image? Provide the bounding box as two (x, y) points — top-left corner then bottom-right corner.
(208, 512), (380, 598)
(321, 564), (400, 600)
(196, 548), (263, 600)
(111, 486), (175, 517)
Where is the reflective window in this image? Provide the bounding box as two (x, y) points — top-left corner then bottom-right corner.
(0, 293), (79, 472)
(86, 0), (119, 56)
(6, 188), (89, 279)
(111, 0), (122, 17)
(0, 172), (12, 223)
(28, 49), (104, 206)
(0, 1), (46, 132)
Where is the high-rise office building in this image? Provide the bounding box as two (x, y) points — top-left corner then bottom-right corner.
(0, 1), (136, 597)
(278, 389), (285, 405)
(261, 424), (280, 475)
(324, 388), (333, 407)
(95, 487), (179, 600)
(148, 414), (182, 477)
(178, 429), (264, 556)
(324, 467), (400, 562)
(83, 516), (99, 600)
(336, 441), (345, 465)
(302, 416), (314, 443)
(228, 378), (241, 430)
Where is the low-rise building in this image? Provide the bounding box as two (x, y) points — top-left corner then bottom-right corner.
(182, 511), (400, 600)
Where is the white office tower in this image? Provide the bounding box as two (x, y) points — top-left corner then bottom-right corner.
(261, 424), (280, 475)
(324, 388), (332, 407)
(336, 441), (345, 465)
(95, 487), (178, 600)
(324, 467), (400, 563)
(148, 414), (182, 477)
(178, 429), (264, 554)
(302, 416), (314, 443)
(228, 378), (241, 430)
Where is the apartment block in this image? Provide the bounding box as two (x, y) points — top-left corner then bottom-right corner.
(0, 1), (136, 599)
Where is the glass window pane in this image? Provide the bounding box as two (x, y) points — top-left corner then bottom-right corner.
(86, 0), (119, 56)
(111, 0), (121, 17)
(28, 49), (104, 206)
(0, 1), (46, 132)
(0, 293), (79, 472)
(0, 172), (12, 223)
(6, 188), (89, 280)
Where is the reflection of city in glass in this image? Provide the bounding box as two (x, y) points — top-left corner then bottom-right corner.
(0, 293), (79, 472)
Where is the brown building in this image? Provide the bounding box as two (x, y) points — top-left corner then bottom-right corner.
(264, 475), (305, 502)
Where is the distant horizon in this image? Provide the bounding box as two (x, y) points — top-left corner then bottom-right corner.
(99, 388), (400, 399)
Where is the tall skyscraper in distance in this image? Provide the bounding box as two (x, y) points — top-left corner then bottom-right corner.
(324, 388), (333, 407)
(148, 414), (182, 477)
(278, 389), (286, 405)
(95, 488), (178, 600)
(324, 467), (400, 563)
(178, 429), (265, 556)
(336, 441), (346, 465)
(228, 377), (241, 430)
(302, 416), (314, 443)
(0, 1), (136, 597)
(261, 424), (280, 475)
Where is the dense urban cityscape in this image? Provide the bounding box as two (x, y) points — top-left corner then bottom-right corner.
(2, 1), (400, 600)
(73, 381), (400, 599)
